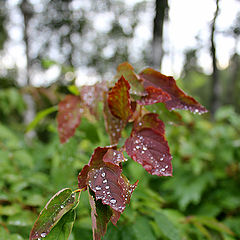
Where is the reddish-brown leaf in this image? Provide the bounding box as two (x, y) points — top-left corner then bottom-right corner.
(115, 62), (146, 96)
(137, 86), (171, 105)
(108, 76), (133, 120)
(88, 188), (114, 240)
(125, 114), (172, 176)
(103, 95), (126, 145)
(133, 113), (165, 135)
(80, 82), (107, 118)
(57, 95), (83, 143)
(103, 149), (127, 165)
(78, 147), (137, 214)
(139, 68), (207, 114)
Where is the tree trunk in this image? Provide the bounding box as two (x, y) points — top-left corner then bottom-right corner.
(210, 0), (220, 117)
(20, 0), (33, 86)
(152, 0), (168, 70)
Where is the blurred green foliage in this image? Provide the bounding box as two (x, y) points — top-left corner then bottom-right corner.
(0, 86), (239, 240)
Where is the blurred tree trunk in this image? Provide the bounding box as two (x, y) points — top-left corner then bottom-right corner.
(152, 0), (168, 70)
(20, 0), (33, 86)
(227, 53), (240, 106)
(20, 0), (35, 139)
(210, 0), (220, 117)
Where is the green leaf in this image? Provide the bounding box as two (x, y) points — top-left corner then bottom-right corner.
(67, 85), (80, 96)
(26, 106), (58, 132)
(132, 216), (155, 240)
(194, 216), (234, 235)
(29, 188), (76, 240)
(44, 209), (76, 240)
(154, 211), (181, 240)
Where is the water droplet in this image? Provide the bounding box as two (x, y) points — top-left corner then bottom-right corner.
(60, 205), (64, 209)
(113, 152), (116, 156)
(165, 165), (168, 169)
(144, 164), (153, 171)
(105, 185), (110, 189)
(95, 186), (101, 190)
(161, 168), (165, 172)
(110, 198), (117, 204)
(41, 232), (47, 238)
(103, 179), (107, 184)
(136, 146), (140, 149)
(160, 157), (163, 161)
(143, 146), (147, 151)
(101, 172), (106, 177)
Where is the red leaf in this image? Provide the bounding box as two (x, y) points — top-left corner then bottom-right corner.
(88, 188), (115, 240)
(103, 95), (126, 145)
(137, 86), (171, 105)
(125, 114), (172, 176)
(103, 149), (127, 165)
(78, 147), (137, 214)
(139, 68), (208, 114)
(57, 95), (83, 143)
(80, 82), (107, 118)
(115, 62), (146, 96)
(108, 76), (133, 120)
(133, 113), (165, 135)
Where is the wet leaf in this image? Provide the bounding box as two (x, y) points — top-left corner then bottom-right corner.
(139, 68), (207, 114)
(145, 103), (182, 124)
(125, 114), (172, 176)
(103, 95), (126, 145)
(44, 209), (76, 240)
(78, 147), (138, 214)
(29, 188), (76, 240)
(57, 95), (83, 143)
(137, 86), (171, 105)
(108, 76), (133, 121)
(133, 113), (165, 135)
(88, 188), (116, 240)
(80, 82), (107, 118)
(103, 149), (127, 165)
(115, 62), (146, 96)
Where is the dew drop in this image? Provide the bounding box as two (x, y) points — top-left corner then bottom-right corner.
(136, 146), (140, 149)
(160, 157), (163, 161)
(95, 186), (101, 190)
(101, 172), (106, 177)
(41, 232), (47, 238)
(110, 198), (117, 204)
(60, 205), (64, 209)
(103, 179), (107, 184)
(144, 164), (153, 171)
(143, 146), (147, 151)
(105, 185), (110, 189)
